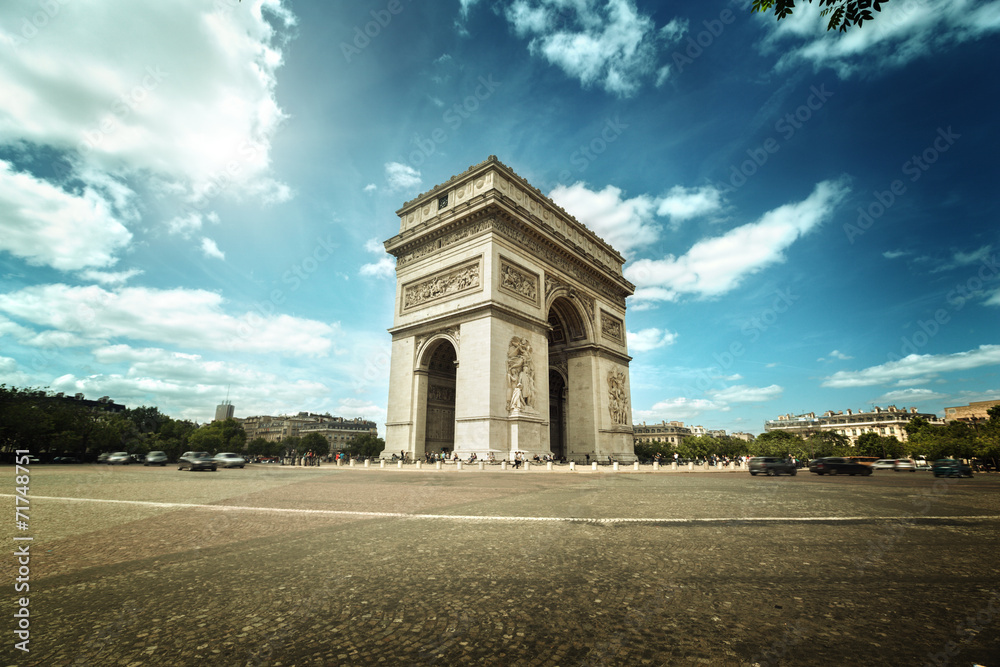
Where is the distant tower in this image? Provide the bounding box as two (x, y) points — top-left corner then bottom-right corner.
(215, 387), (235, 421)
(214, 400), (234, 421)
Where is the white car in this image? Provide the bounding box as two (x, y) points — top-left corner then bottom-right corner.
(872, 459), (896, 470)
(107, 451), (131, 465)
(214, 452), (246, 468)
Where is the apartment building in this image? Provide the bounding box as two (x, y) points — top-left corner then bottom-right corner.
(764, 405), (943, 443)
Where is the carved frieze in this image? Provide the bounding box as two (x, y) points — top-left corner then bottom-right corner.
(498, 258), (539, 305)
(506, 336), (535, 412)
(402, 259), (481, 313)
(608, 369), (628, 425)
(427, 384), (456, 403)
(601, 311), (625, 344)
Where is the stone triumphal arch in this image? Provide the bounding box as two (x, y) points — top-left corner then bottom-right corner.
(380, 156), (636, 463)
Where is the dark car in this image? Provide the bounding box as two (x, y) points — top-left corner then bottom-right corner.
(932, 459), (973, 478)
(178, 451), (217, 472)
(144, 451), (169, 466)
(808, 457), (873, 476)
(749, 456), (797, 476)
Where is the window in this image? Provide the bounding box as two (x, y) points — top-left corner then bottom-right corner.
(438, 194), (448, 209)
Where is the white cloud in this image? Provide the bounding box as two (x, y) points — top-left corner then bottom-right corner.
(0, 284), (338, 356)
(0, 356), (17, 372)
(0, 160), (132, 271)
(819, 349), (854, 361)
(930, 245), (993, 273)
(656, 185), (723, 226)
(707, 384), (783, 403)
(0, 0), (295, 205)
(363, 183), (377, 193)
(823, 345), (1000, 388)
(385, 162), (422, 191)
(549, 182), (660, 255)
(364, 237), (384, 254)
(503, 0), (662, 97)
(360, 257), (395, 279)
(874, 387), (948, 404)
(200, 237), (225, 260)
(761, 0), (1000, 78)
(635, 396), (724, 421)
(883, 249), (908, 260)
(78, 268), (144, 286)
(625, 178), (849, 304)
(985, 288), (1000, 307)
(626, 327), (677, 352)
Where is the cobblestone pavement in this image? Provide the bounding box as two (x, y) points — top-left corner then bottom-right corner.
(3, 465), (999, 666)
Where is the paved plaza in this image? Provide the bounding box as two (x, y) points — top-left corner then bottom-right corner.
(3, 464), (999, 666)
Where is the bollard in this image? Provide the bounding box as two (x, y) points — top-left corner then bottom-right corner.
(653, 462), (660, 471)
(501, 461), (507, 470)
(337, 458), (343, 467)
(672, 462), (678, 470)
(569, 461), (576, 471)
(613, 462), (619, 472)
(525, 462), (531, 471)
(416, 460), (422, 470)
(591, 462), (598, 472)
(633, 461), (639, 471)
(546, 461), (553, 471)
(364, 459), (370, 468)
(688, 462), (693, 471)
(478, 461), (484, 471)
(379, 459), (385, 469)
(435, 461), (442, 470)
(457, 461), (463, 471)
(349, 459), (356, 467)
(397, 460), (402, 469)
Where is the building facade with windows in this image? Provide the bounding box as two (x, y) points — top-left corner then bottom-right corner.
(764, 405), (943, 443)
(633, 421), (692, 447)
(242, 412), (378, 446)
(943, 399), (1000, 424)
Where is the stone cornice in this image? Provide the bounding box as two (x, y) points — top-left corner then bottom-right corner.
(387, 206), (633, 307)
(391, 155), (629, 272)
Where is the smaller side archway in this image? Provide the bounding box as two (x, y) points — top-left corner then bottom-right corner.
(414, 337), (458, 458)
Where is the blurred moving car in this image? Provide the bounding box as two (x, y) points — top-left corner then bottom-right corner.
(214, 452), (246, 469)
(52, 456), (80, 463)
(97, 452), (111, 463)
(144, 451), (169, 466)
(872, 459), (897, 470)
(892, 459), (916, 472)
(178, 451), (217, 472)
(107, 451), (131, 465)
(748, 457), (797, 476)
(932, 459), (973, 478)
(808, 457), (873, 476)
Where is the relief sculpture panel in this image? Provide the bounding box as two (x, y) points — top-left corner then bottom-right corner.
(608, 369), (628, 425)
(498, 258), (539, 305)
(600, 311), (625, 344)
(402, 258), (481, 313)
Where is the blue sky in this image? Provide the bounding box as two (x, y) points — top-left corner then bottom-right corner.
(0, 0), (998, 434)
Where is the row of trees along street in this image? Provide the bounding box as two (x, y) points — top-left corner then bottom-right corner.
(0, 385), (386, 463)
(633, 406), (1000, 469)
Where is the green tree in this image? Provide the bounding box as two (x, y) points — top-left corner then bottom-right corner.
(975, 406), (1000, 469)
(300, 432), (330, 457)
(345, 433), (384, 459)
(855, 432), (903, 458)
(751, 430), (803, 457)
(752, 0), (888, 33)
(186, 418), (246, 453)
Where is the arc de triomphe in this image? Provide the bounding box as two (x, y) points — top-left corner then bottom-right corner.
(380, 156), (636, 463)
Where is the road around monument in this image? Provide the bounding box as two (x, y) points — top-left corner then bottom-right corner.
(3, 465), (998, 666)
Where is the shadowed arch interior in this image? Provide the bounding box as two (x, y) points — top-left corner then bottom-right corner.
(423, 340), (456, 454)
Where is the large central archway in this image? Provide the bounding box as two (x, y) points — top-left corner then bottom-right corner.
(423, 340), (456, 455)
